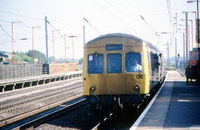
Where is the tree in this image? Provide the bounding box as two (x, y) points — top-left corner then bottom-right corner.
(27, 50), (46, 63)
(48, 56), (54, 64)
(0, 57), (3, 62)
(79, 58), (83, 64)
(15, 52), (32, 63)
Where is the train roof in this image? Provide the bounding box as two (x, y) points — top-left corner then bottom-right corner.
(87, 33), (161, 53)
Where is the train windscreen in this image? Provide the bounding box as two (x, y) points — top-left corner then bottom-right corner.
(107, 53), (122, 73)
(125, 52), (142, 72)
(88, 54), (103, 74)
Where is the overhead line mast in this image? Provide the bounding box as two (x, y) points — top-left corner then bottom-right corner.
(45, 16), (49, 64)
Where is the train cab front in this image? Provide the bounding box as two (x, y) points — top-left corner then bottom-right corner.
(82, 34), (151, 115)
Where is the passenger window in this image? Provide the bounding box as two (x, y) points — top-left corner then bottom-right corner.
(125, 52), (142, 72)
(107, 54), (122, 73)
(151, 53), (159, 71)
(88, 54), (103, 74)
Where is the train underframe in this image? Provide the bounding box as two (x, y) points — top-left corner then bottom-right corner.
(86, 94), (147, 116)
(86, 79), (164, 117)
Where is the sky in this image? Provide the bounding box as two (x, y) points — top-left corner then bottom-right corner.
(0, 0), (197, 60)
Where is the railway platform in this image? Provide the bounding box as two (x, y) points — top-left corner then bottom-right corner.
(131, 70), (200, 129)
(0, 71), (82, 92)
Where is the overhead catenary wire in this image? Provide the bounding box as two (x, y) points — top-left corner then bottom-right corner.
(46, 18), (83, 46)
(166, 0), (174, 27)
(101, 1), (165, 46)
(0, 10), (83, 57)
(0, 10), (43, 21)
(75, 36), (84, 46)
(139, 15), (160, 37)
(0, 20), (45, 31)
(0, 19), (45, 45)
(0, 20), (12, 23)
(0, 24), (16, 43)
(104, 0), (139, 24)
(47, 19), (64, 38)
(0, 24), (14, 40)
(104, 0), (163, 39)
(83, 17), (102, 35)
(93, 0), (139, 34)
(0, 11), (64, 44)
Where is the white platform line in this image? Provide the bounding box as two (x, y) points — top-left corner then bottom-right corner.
(130, 72), (169, 130)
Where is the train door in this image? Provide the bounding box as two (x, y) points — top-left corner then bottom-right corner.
(148, 51), (153, 89)
(150, 52), (159, 87)
(159, 53), (163, 79)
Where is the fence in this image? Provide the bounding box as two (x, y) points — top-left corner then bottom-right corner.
(49, 63), (77, 74)
(0, 64), (43, 80)
(0, 63), (78, 80)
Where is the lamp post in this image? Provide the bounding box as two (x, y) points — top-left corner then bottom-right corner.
(52, 30), (60, 64)
(187, 11), (198, 62)
(189, 19), (194, 64)
(167, 42), (170, 67)
(64, 34), (67, 63)
(11, 21), (22, 65)
(160, 32), (173, 67)
(181, 25), (190, 66)
(181, 19), (194, 65)
(83, 25), (85, 45)
(187, 25), (190, 65)
(52, 30), (55, 64)
(178, 27), (186, 69)
(191, 11), (198, 48)
(12, 22), (15, 65)
(68, 35), (77, 63)
(32, 26), (41, 64)
(187, 0), (199, 61)
(182, 12), (190, 66)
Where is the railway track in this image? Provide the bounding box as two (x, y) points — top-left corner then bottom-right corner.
(0, 84), (82, 113)
(0, 96), (86, 129)
(0, 77), (84, 128)
(34, 73), (167, 130)
(1, 72), (168, 129)
(0, 77), (81, 101)
(91, 74), (167, 130)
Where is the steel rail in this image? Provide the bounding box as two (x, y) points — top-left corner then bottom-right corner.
(0, 93), (84, 128)
(13, 97), (86, 130)
(92, 113), (113, 130)
(0, 83), (82, 112)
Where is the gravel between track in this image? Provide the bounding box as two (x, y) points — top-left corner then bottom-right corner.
(0, 77), (83, 121)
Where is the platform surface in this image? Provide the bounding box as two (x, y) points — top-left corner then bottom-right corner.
(135, 71), (200, 129)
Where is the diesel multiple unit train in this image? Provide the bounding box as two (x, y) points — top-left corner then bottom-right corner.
(83, 33), (164, 115)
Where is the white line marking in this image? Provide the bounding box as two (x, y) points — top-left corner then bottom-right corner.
(179, 94), (199, 96)
(129, 72), (169, 130)
(178, 99), (200, 102)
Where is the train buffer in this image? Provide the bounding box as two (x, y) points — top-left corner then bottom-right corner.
(130, 70), (200, 129)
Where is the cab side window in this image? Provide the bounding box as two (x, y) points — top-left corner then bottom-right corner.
(88, 54), (103, 74)
(107, 54), (122, 73)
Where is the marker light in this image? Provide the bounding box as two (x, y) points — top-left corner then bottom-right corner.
(135, 84), (139, 90)
(90, 86), (96, 91)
